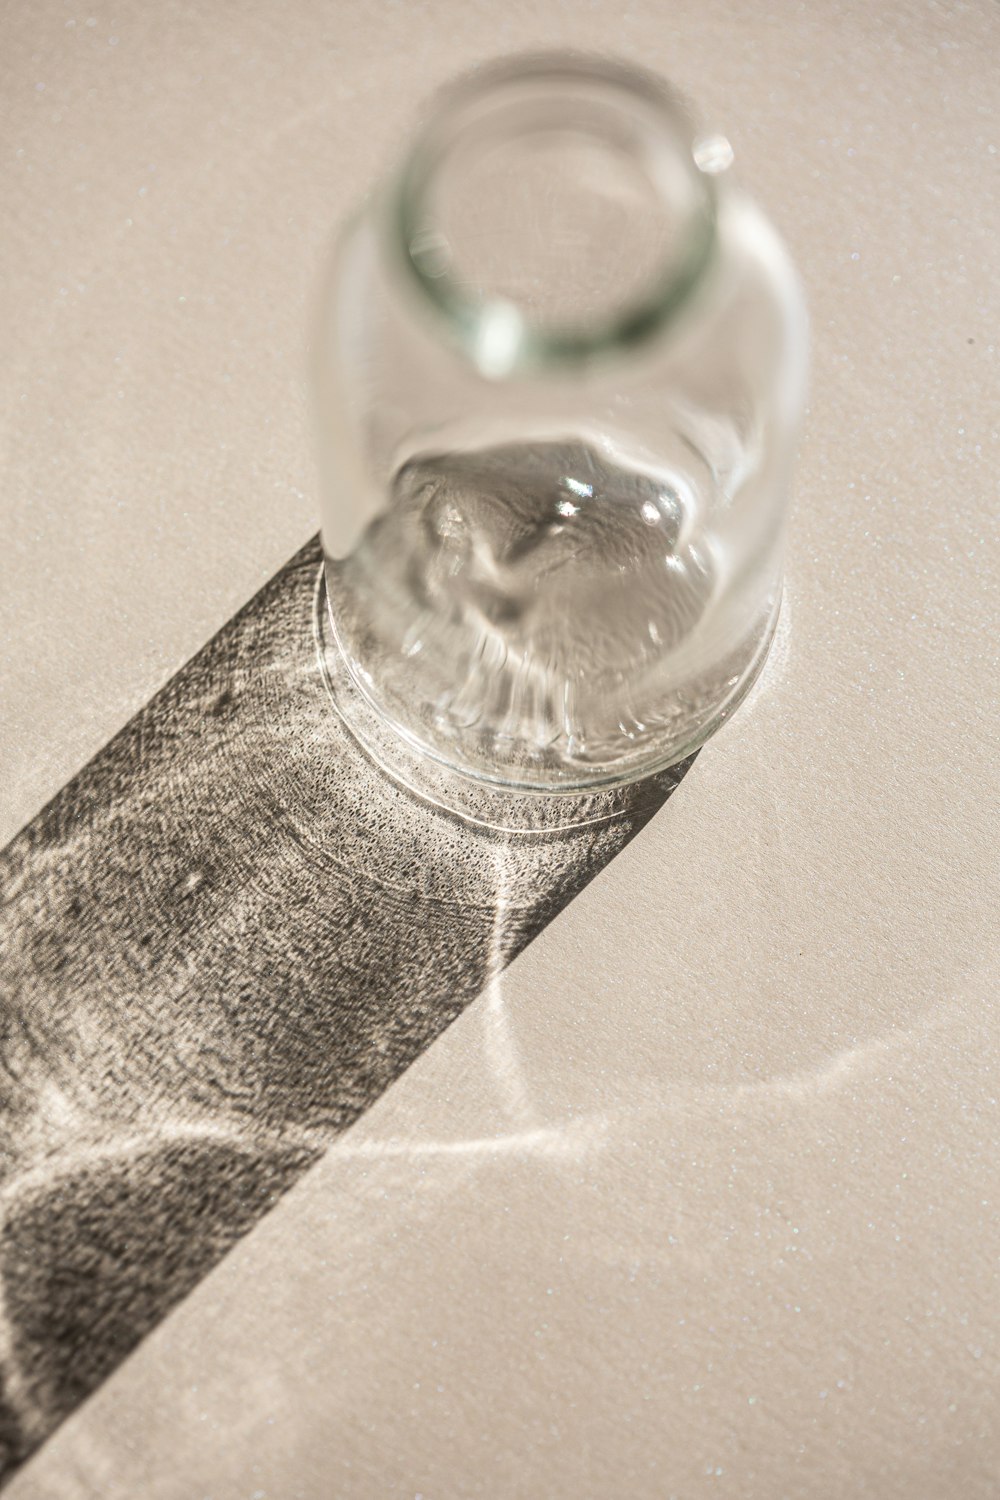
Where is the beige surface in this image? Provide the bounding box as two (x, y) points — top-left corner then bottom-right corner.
(3, 0), (999, 1496)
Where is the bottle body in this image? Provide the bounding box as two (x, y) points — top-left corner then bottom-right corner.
(315, 57), (806, 797)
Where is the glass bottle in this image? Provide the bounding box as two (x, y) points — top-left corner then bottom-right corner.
(314, 54), (807, 821)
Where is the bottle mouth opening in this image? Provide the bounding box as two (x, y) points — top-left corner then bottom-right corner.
(392, 54), (726, 378)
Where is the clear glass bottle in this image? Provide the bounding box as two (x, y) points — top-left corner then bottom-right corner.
(314, 54), (806, 819)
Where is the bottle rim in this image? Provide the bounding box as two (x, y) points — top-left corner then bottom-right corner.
(389, 53), (724, 378)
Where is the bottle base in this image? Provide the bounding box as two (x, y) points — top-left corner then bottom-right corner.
(314, 565), (780, 832)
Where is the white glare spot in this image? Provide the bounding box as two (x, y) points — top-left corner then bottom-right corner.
(640, 500), (660, 525)
(561, 477), (593, 499)
(693, 134), (734, 174)
(473, 299), (523, 379)
(556, 498), (579, 517)
(665, 553), (686, 571)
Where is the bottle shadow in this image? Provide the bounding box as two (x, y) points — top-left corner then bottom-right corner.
(0, 535), (695, 1481)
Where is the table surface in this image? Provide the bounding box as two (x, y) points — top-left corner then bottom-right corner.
(2, 1), (998, 1496)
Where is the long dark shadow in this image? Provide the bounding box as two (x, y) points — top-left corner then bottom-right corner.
(0, 536), (694, 1482)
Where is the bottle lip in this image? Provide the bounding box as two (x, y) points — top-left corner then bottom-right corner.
(389, 52), (724, 378)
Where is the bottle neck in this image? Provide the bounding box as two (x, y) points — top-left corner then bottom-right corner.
(390, 54), (723, 379)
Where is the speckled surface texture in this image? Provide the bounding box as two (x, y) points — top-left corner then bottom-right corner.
(2, 0), (999, 1497)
